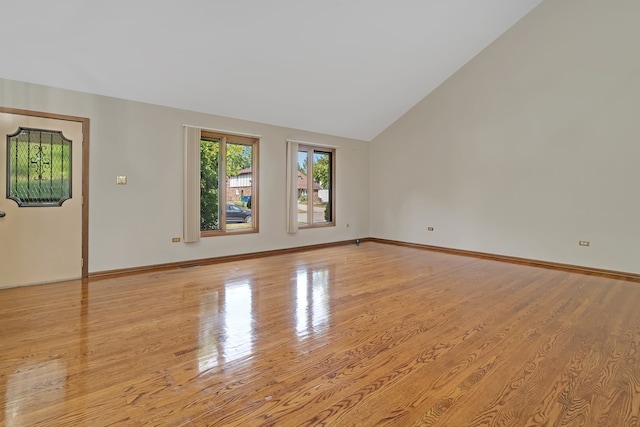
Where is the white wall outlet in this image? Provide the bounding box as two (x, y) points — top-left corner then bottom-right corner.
(116, 175), (127, 185)
(579, 240), (590, 246)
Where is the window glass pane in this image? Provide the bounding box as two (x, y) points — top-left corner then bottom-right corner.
(200, 138), (221, 231)
(297, 150), (309, 226)
(313, 151), (332, 224)
(225, 142), (253, 230)
(7, 128), (71, 207)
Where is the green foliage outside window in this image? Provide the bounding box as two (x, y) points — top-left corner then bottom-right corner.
(200, 139), (220, 230)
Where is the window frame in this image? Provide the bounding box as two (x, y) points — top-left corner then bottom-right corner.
(200, 130), (259, 237)
(297, 144), (335, 229)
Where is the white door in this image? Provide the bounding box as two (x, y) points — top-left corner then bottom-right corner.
(0, 112), (83, 288)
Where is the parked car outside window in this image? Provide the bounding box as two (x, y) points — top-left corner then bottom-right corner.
(226, 203), (252, 223)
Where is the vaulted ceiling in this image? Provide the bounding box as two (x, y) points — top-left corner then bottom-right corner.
(1, 0), (542, 140)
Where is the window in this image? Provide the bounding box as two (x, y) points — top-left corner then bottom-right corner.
(200, 131), (258, 235)
(7, 127), (72, 207)
(296, 144), (334, 227)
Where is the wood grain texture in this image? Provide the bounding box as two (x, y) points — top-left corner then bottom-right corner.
(1, 242), (639, 426)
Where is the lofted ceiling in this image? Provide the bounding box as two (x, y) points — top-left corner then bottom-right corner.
(0, 0), (542, 141)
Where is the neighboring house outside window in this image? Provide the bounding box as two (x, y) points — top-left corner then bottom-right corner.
(296, 170), (321, 203)
(227, 167), (253, 207)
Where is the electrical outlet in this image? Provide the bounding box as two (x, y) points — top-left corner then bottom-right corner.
(579, 240), (590, 246)
(116, 175), (127, 185)
(172, 237), (181, 243)
(345, 223), (350, 228)
(427, 227), (434, 231)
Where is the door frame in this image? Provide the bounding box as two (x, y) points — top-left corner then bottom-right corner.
(0, 107), (90, 279)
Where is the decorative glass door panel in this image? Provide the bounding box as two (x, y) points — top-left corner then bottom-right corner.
(7, 127), (72, 207)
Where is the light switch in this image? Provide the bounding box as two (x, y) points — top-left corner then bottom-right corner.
(116, 175), (127, 185)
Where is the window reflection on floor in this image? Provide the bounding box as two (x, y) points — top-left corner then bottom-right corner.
(295, 268), (330, 339)
(198, 280), (254, 372)
(198, 290), (221, 372)
(5, 359), (67, 425)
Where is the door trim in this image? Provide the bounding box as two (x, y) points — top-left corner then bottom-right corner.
(0, 107), (90, 279)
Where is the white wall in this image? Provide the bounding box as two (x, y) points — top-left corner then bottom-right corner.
(370, 0), (640, 274)
(0, 78), (369, 273)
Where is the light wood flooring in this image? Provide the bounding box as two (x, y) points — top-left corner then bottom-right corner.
(1, 242), (639, 426)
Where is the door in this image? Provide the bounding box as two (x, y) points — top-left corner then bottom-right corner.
(0, 112), (84, 288)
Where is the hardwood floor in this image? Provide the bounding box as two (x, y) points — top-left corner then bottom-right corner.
(1, 242), (639, 426)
